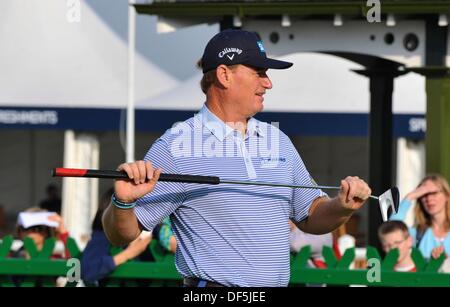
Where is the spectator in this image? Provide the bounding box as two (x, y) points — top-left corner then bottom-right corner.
(12, 207), (70, 259)
(38, 184), (62, 214)
(390, 174), (450, 260)
(153, 217), (177, 253)
(9, 208), (70, 286)
(289, 220), (332, 268)
(378, 220), (416, 272)
(81, 188), (153, 286)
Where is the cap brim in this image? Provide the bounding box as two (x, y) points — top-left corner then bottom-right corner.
(246, 57), (293, 70)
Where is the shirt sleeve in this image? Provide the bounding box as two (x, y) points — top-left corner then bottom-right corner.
(134, 138), (186, 231)
(289, 138), (327, 223)
(389, 199), (412, 221)
(80, 231), (116, 283)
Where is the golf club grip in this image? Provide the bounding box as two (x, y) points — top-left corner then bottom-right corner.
(52, 168), (221, 185)
(160, 173), (220, 185)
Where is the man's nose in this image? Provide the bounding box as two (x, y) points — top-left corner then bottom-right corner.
(261, 75), (272, 89)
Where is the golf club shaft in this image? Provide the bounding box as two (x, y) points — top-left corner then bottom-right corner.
(212, 179), (378, 200)
(52, 167), (378, 199)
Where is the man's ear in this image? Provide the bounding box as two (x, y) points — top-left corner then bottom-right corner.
(215, 65), (232, 88)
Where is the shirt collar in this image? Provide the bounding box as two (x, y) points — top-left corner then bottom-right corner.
(247, 117), (265, 138)
(198, 104), (233, 141)
(198, 104), (265, 141)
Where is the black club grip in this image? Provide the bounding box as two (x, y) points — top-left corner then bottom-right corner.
(159, 173), (220, 185)
(52, 168), (221, 185)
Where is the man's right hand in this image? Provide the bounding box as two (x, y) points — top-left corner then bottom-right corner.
(114, 160), (162, 203)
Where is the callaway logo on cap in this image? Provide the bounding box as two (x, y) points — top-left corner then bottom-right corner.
(201, 29), (293, 73)
(218, 47), (243, 60)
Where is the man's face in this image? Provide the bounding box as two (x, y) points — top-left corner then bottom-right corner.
(228, 64), (272, 118)
(380, 230), (412, 262)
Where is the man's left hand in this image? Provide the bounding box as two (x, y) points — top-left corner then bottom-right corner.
(338, 176), (371, 211)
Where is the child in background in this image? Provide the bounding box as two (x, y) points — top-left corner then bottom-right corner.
(378, 220), (416, 272)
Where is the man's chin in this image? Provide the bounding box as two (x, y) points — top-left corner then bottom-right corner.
(247, 102), (263, 117)
(252, 108), (263, 117)
(256, 101), (264, 112)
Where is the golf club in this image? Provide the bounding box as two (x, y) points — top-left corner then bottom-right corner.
(52, 167), (399, 221)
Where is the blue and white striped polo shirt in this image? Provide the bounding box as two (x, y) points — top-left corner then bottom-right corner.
(134, 104), (326, 286)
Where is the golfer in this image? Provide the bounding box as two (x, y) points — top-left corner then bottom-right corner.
(102, 29), (371, 287)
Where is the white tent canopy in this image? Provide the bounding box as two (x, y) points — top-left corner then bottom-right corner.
(0, 0), (178, 108)
(138, 52), (426, 115)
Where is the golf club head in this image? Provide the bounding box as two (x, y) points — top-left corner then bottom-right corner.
(378, 187), (400, 222)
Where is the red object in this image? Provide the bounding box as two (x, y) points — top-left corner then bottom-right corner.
(311, 259), (328, 268)
(333, 239), (342, 260)
(54, 168), (87, 177)
(311, 239), (342, 269)
(57, 232), (71, 259)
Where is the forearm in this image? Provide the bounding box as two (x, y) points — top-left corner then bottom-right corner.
(102, 203), (141, 246)
(389, 199), (412, 221)
(113, 249), (133, 266)
(104, 160), (161, 245)
(298, 196), (354, 234)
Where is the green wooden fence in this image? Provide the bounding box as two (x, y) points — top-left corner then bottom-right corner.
(290, 245), (450, 287)
(1, 235), (449, 287)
